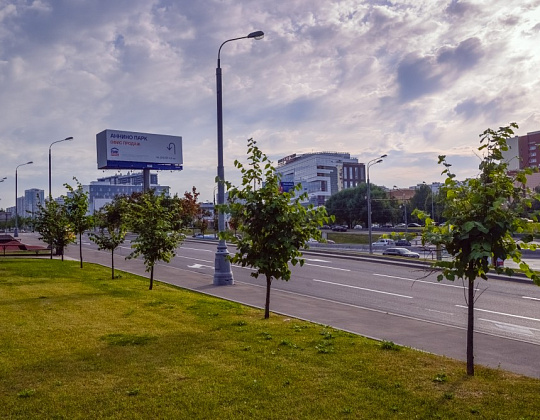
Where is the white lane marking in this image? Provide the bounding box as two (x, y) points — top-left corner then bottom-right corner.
(479, 318), (538, 336)
(188, 263), (214, 269)
(176, 255), (213, 263)
(304, 258), (330, 263)
(523, 296), (540, 302)
(313, 279), (413, 299)
(305, 263), (350, 272)
(456, 305), (540, 323)
(374, 273), (465, 289)
(181, 247), (213, 252)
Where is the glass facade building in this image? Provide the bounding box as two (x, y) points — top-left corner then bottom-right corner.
(276, 152), (365, 206)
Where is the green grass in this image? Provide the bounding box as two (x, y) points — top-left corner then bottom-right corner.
(2, 259), (540, 419)
(327, 232), (380, 244)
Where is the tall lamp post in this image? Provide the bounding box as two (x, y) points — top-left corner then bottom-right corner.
(49, 137), (74, 201)
(14, 161), (33, 237)
(367, 154), (387, 254)
(214, 30), (264, 286)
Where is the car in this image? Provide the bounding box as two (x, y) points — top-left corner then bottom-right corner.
(395, 239), (411, 246)
(353, 225), (363, 230)
(332, 225), (348, 232)
(407, 223), (422, 228)
(395, 223), (406, 228)
(372, 238), (395, 247)
(382, 247), (420, 258)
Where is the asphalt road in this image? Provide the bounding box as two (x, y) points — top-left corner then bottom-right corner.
(21, 233), (540, 378)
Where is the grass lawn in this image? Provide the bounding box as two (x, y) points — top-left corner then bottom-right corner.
(1, 259), (540, 419)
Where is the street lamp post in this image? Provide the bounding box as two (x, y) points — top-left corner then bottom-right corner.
(14, 161), (33, 237)
(367, 155), (387, 254)
(214, 30), (264, 286)
(49, 137), (74, 201)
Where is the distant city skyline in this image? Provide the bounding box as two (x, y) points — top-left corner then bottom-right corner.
(1, 1), (540, 207)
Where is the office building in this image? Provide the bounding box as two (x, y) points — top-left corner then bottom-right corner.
(276, 152), (365, 206)
(86, 172), (169, 213)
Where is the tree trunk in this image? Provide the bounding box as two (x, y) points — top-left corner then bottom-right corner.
(467, 277), (475, 376)
(264, 275), (272, 319)
(149, 266), (154, 290)
(79, 233), (83, 268)
(111, 249), (115, 280)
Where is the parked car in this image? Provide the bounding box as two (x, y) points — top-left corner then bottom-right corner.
(353, 225), (363, 230)
(395, 239), (411, 246)
(407, 223), (422, 228)
(382, 247), (420, 258)
(332, 225), (348, 232)
(372, 238), (395, 247)
(395, 223), (406, 228)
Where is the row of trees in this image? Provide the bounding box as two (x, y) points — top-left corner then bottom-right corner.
(34, 179), (203, 289)
(325, 182), (445, 228)
(32, 141), (332, 322)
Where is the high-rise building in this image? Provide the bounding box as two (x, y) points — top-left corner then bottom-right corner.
(502, 130), (540, 188)
(517, 131), (540, 169)
(276, 152), (365, 206)
(24, 188), (44, 219)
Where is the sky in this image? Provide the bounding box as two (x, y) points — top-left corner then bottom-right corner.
(1, 0), (540, 208)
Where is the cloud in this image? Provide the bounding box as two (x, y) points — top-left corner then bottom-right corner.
(396, 37), (484, 102)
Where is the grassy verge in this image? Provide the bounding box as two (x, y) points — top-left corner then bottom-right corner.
(1, 259), (540, 419)
(326, 231), (379, 244)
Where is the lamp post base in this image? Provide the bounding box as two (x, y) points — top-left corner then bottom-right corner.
(213, 241), (234, 285)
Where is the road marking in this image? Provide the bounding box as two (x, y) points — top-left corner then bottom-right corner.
(176, 255), (213, 263)
(304, 258), (330, 263)
(479, 318), (538, 336)
(374, 273), (465, 289)
(181, 247), (213, 252)
(523, 296), (540, 302)
(313, 279), (413, 299)
(188, 263), (214, 269)
(305, 263), (350, 271)
(456, 305), (540, 323)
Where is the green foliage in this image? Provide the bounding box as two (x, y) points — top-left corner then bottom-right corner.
(33, 199), (74, 258)
(88, 197), (128, 279)
(325, 183), (398, 227)
(417, 123), (540, 376)
(63, 177), (92, 267)
(219, 139), (332, 318)
(418, 123), (540, 284)
(125, 190), (189, 289)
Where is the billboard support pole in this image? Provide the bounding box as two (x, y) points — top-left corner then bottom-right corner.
(143, 169), (150, 193)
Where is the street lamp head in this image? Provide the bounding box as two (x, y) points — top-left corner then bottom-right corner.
(380, 154), (388, 158)
(247, 31), (264, 40)
(27, 161), (33, 165)
(65, 136), (74, 141)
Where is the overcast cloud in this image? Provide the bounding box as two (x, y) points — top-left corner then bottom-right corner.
(1, 0), (540, 206)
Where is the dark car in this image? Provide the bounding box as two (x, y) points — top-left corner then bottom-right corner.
(382, 247), (420, 258)
(395, 239), (411, 246)
(332, 225), (348, 232)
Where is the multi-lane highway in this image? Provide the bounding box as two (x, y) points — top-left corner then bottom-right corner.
(48, 233), (540, 378)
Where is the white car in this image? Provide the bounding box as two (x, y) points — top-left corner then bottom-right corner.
(372, 239), (395, 247)
(382, 247), (420, 258)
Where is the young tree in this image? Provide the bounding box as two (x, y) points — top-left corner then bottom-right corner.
(34, 199), (74, 261)
(63, 178), (92, 268)
(125, 190), (197, 290)
(417, 123), (540, 376)
(220, 138), (332, 319)
(88, 197), (128, 279)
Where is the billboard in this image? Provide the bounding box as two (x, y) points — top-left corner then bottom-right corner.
(96, 129), (183, 170)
